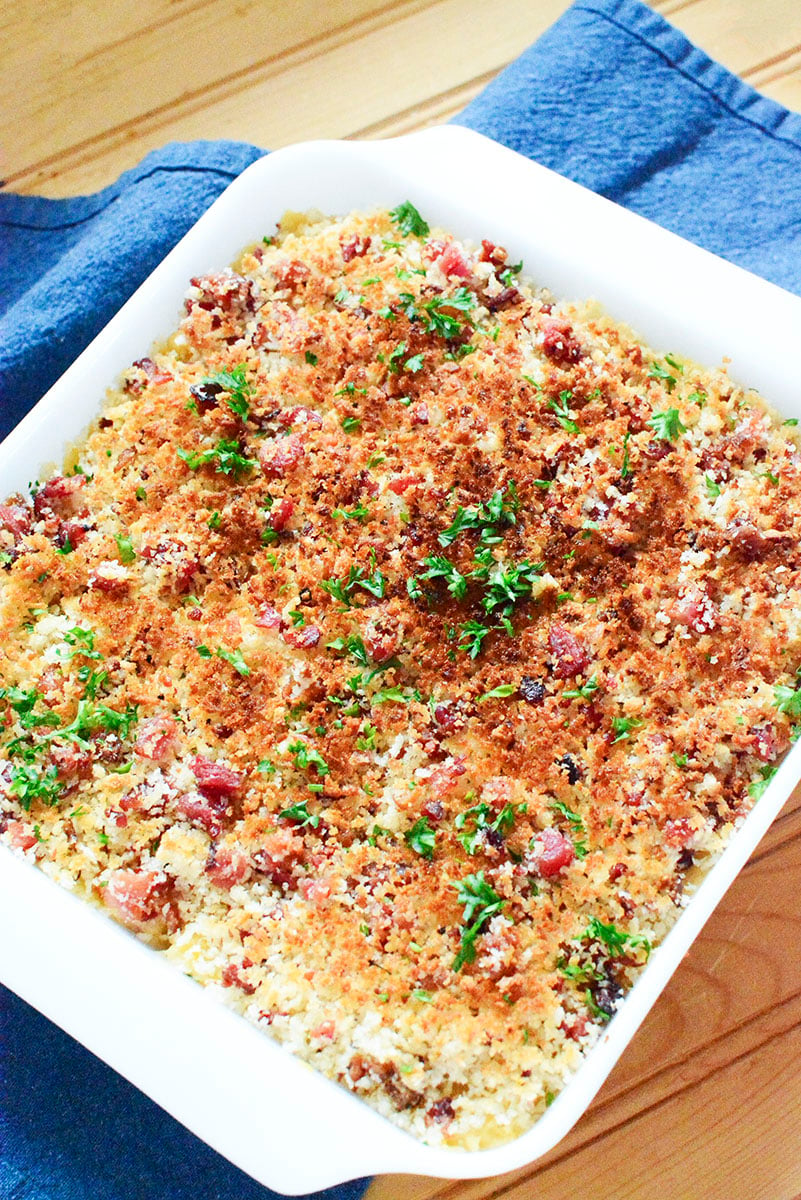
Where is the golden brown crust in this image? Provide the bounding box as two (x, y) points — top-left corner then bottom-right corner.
(2, 207), (801, 1146)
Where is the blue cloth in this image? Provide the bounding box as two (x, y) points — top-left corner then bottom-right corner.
(2, 0), (801, 1195)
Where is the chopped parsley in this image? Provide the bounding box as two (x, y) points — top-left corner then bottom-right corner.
(341, 416), (362, 434)
(390, 200), (430, 238)
(648, 408), (687, 442)
(199, 364), (253, 418)
(611, 716), (643, 743)
(547, 390), (580, 434)
(215, 647), (250, 676)
(583, 916), (650, 958)
(704, 474), (722, 499)
(287, 739), (330, 777)
(305, 351), (318, 366)
(648, 359), (679, 392)
(773, 679), (801, 718)
(749, 765), (778, 800)
(404, 816), (436, 859)
(9, 763), (62, 810)
(279, 800), (320, 829)
(114, 533), (136, 563)
(477, 683), (517, 702)
(563, 675), (600, 702)
(452, 872), (505, 972)
(438, 485), (518, 548)
(177, 438), (258, 478)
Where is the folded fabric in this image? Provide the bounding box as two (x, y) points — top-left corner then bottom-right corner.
(3, 0), (801, 1197)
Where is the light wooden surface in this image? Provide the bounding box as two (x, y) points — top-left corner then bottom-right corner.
(5, 3), (801, 1198)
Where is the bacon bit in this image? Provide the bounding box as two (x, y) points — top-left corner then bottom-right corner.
(485, 286), (521, 312)
(267, 497), (295, 532)
(561, 1013), (589, 1040)
(664, 817), (694, 847)
(186, 270), (256, 317)
(428, 756), (467, 799)
(432, 702), (457, 730)
(608, 862), (628, 883)
(388, 474), (421, 495)
(430, 240), (472, 279)
(88, 561), (130, 596)
(364, 618), (400, 663)
(33, 475), (87, 521)
(221, 962), (257, 994)
(50, 742), (93, 779)
(272, 259), (311, 292)
(754, 724), (787, 761)
(255, 604), (283, 629)
(670, 586), (717, 635)
(103, 868), (169, 929)
(479, 239), (508, 267)
(277, 405), (323, 429)
(259, 433), (305, 478)
(191, 756), (242, 798)
(530, 827), (575, 877)
(282, 624), (321, 649)
(135, 716), (179, 763)
(0, 504), (31, 539)
(252, 827), (304, 888)
(422, 799), (444, 822)
(206, 845), (251, 889)
(5, 820), (37, 852)
(341, 235), (371, 262)
(541, 317), (583, 365)
(549, 623), (589, 678)
(409, 402), (430, 426)
(176, 792), (228, 837)
(299, 877), (333, 904)
(124, 357), (174, 394)
(57, 520), (90, 549)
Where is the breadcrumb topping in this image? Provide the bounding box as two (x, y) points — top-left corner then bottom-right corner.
(2, 204), (801, 1148)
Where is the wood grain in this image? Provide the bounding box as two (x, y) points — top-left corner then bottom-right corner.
(4, 2), (801, 1198)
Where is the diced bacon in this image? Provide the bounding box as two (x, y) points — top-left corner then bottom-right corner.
(670, 586), (718, 635)
(221, 962), (257, 994)
(135, 716), (179, 763)
(529, 827), (575, 877)
(50, 741), (93, 779)
(57, 520), (90, 549)
(485, 286), (520, 312)
(364, 618), (400, 663)
(176, 792), (228, 837)
(428, 756), (467, 799)
(5, 820), (37, 852)
(388, 474), (421, 495)
(409, 402), (430, 426)
(259, 433), (305, 478)
(479, 239), (508, 267)
(437, 241), (472, 279)
(252, 827), (304, 888)
(88, 561), (130, 595)
(103, 867), (169, 929)
(549, 623), (589, 678)
(186, 270), (256, 317)
(749, 724), (788, 762)
(541, 317), (583, 365)
(341, 235), (371, 262)
(664, 817), (694, 847)
(282, 624), (320, 649)
(299, 877), (333, 904)
(33, 475), (86, 521)
(560, 1013), (589, 1040)
(255, 603), (284, 629)
(272, 259), (311, 292)
(206, 845), (251, 889)
(267, 498), (295, 532)
(0, 504), (31, 539)
(277, 405), (323, 429)
(191, 756), (242, 797)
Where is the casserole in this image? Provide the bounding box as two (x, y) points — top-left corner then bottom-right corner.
(1, 125), (801, 1192)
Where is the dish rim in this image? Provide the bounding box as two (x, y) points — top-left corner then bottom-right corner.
(2, 125), (801, 1193)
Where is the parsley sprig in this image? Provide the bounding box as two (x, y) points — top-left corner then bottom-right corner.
(390, 201), (430, 238)
(177, 438), (258, 477)
(452, 872), (505, 972)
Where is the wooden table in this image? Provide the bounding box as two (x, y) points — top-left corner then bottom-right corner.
(5, 3), (801, 1198)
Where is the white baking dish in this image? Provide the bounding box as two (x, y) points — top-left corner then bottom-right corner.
(2, 126), (801, 1194)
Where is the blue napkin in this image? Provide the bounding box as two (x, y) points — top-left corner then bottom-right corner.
(3, 0), (801, 1195)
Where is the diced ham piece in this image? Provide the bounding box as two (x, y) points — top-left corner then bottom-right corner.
(749, 724), (788, 762)
(135, 716), (179, 763)
(221, 962), (257, 994)
(409, 402), (430, 426)
(282, 624), (321, 649)
(388, 474), (421, 495)
(479, 239), (508, 267)
(103, 868), (169, 929)
(176, 792), (228, 838)
(664, 817), (694, 847)
(50, 741), (93, 779)
(255, 604), (283, 629)
(0, 504), (31, 539)
(206, 845), (251, 889)
(267, 498), (295, 532)
(541, 317), (583, 365)
(364, 618), (400, 663)
(88, 562), (130, 595)
(670, 586), (717, 635)
(277, 406), (323, 430)
(33, 475), (86, 521)
(191, 756), (242, 798)
(299, 877), (333, 904)
(529, 827), (575, 878)
(252, 827), (304, 888)
(259, 434), (305, 478)
(57, 520), (89, 550)
(125, 357), (174, 393)
(186, 270), (256, 317)
(272, 259), (311, 292)
(549, 623), (590, 679)
(428, 756), (467, 799)
(341, 235), (371, 262)
(5, 820), (37, 852)
(425, 239), (472, 279)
